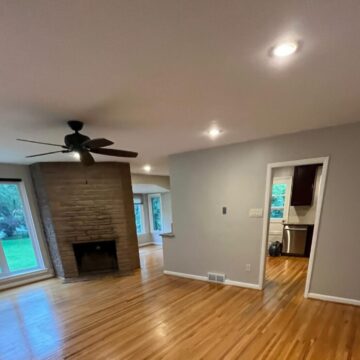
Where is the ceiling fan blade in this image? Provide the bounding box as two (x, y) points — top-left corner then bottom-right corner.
(82, 138), (114, 149)
(80, 151), (95, 166)
(90, 148), (138, 158)
(26, 150), (70, 158)
(17, 139), (68, 148)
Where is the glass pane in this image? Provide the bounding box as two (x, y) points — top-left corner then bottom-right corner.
(134, 204), (143, 234)
(270, 209), (284, 219)
(0, 183), (41, 274)
(272, 183), (287, 196)
(151, 196), (162, 231)
(1, 238), (38, 271)
(271, 195), (285, 207)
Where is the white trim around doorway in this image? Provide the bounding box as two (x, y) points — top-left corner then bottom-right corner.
(258, 156), (330, 298)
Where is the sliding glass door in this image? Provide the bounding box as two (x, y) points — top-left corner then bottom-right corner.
(0, 182), (45, 278)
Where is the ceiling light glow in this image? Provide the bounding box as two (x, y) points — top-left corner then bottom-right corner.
(73, 152), (80, 160)
(143, 164), (151, 172)
(208, 127), (222, 139)
(272, 41), (298, 57)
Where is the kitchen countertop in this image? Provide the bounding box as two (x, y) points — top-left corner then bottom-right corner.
(283, 223), (314, 226)
(160, 232), (175, 238)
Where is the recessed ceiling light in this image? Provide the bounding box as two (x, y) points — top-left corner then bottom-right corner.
(143, 164), (151, 172)
(72, 152), (80, 160)
(272, 41), (298, 57)
(208, 127), (222, 139)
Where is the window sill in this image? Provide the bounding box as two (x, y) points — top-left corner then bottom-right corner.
(0, 268), (54, 290)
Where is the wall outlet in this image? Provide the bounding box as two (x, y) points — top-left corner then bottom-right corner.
(245, 264), (251, 272)
(249, 208), (263, 218)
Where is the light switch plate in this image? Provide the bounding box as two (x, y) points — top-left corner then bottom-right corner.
(249, 208), (263, 218)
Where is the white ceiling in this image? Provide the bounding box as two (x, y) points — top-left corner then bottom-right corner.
(1, 1), (359, 175)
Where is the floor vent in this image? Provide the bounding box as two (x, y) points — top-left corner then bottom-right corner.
(208, 273), (217, 281)
(208, 272), (225, 283)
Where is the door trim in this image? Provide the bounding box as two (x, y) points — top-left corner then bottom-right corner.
(258, 156), (330, 298)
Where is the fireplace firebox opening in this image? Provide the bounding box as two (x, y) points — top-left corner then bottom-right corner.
(73, 240), (118, 275)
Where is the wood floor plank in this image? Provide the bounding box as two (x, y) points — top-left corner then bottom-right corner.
(0, 246), (359, 360)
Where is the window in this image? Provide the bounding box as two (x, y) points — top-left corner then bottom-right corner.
(133, 196), (144, 235)
(0, 181), (45, 278)
(149, 194), (162, 232)
(270, 178), (292, 221)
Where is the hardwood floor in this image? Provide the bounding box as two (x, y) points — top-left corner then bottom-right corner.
(0, 246), (359, 360)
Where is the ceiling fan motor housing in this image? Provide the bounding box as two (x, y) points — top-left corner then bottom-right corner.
(67, 120), (84, 132)
(64, 133), (90, 151)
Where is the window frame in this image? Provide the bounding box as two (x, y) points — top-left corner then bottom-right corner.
(148, 194), (163, 233)
(0, 180), (46, 279)
(270, 176), (292, 223)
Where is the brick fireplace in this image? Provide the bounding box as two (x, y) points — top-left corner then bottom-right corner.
(31, 162), (140, 278)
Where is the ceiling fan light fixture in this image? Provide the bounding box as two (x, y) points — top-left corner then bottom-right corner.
(72, 152), (80, 160)
(17, 120), (138, 166)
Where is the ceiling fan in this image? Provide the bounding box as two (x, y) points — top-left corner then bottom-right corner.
(17, 120), (138, 166)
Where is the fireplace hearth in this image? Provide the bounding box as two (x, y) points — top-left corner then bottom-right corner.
(73, 241), (118, 275)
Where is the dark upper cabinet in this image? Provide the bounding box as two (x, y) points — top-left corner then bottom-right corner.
(290, 165), (318, 206)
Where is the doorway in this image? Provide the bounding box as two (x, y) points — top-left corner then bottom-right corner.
(259, 157), (329, 297)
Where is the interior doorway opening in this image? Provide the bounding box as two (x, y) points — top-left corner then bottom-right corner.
(259, 157), (329, 297)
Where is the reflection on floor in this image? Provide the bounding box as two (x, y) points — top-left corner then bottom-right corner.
(265, 255), (309, 288)
(0, 245), (359, 359)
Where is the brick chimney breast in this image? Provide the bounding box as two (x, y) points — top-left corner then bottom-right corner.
(30, 162), (140, 278)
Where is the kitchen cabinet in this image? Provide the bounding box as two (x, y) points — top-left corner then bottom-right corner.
(290, 165), (318, 206)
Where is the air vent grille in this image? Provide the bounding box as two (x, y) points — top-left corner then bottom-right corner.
(208, 273), (216, 281)
(208, 272), (225, 283)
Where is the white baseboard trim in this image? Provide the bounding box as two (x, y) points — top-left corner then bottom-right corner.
(163, 270), (261, 290)
(224, 279), (261, 290)
(138, 242), (157, 247)
(164, 270), (207, 281)
(0, 270), (54, 291)
(307, 292), (360, 306)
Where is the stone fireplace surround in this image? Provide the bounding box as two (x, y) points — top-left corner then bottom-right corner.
(30, 162), (140, 279)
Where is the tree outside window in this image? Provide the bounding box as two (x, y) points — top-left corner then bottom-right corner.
(0, 183), (43, 275)
(150, 196), (162, 232)
(134, 204), (144, 234)
(270, 183), (287, 220)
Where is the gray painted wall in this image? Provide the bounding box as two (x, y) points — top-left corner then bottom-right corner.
(164, 122), (360, 300)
